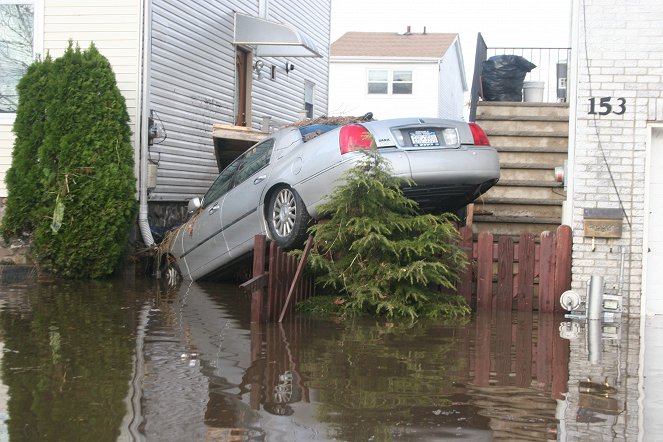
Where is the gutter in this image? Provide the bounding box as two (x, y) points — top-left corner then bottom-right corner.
(137, 0), (155, 247)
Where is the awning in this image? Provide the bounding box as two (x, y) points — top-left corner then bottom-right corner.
(233, 13), (322, 58)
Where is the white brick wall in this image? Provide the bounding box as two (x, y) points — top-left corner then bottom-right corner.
(569, 0), (663, 314)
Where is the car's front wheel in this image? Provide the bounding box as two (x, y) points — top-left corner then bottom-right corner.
(267, 186), (311, 249)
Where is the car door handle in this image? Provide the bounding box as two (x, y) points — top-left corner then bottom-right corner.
(253, 175), (267, 185)
(208, 203), (219, 215)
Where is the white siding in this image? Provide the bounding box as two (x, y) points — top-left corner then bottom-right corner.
(438, 42), (466, 121)
(0, 0), (141, 199)
(0, 125), (14, 197)
(148, 0), (330, 201)
(43, 0), (142, 149)
(329, 60), (439, 120)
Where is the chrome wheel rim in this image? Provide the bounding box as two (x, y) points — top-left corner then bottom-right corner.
(271, 188), (296, 237)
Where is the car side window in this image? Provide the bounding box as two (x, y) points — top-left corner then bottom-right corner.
(234, 138), (275, 185)
(202, 160), (241, 208)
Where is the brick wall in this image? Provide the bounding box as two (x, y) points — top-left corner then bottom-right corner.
(569, 0), (663, 314)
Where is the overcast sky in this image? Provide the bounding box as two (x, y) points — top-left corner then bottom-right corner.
(330, 0), (573, 80)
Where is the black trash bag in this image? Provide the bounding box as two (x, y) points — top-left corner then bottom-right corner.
(481, 55), (537, 102)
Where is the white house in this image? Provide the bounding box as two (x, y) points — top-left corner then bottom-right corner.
(0, 0), (330, 246)
(328, 30), (467, 121)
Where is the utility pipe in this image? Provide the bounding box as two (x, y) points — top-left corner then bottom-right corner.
(138, 0), (155, 247)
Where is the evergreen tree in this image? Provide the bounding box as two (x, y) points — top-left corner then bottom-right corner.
(1, 55), (52, 238)
(307, 151), (470, 319)
(30, 43), (137, 278)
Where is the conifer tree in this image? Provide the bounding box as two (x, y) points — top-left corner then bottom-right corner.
(30, 43), (137, 278)
(1, 55), (52, 238)
(307, 151), (470, 319)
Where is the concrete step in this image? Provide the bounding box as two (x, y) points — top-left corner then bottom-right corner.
(476, 102), (569, 119)
(499, 168), (558, 182)
(473, 216), (562, 236)
(481, 184), (566, 201)
(479, 118), (569, 134)
(473, 201), (563, 218)
(498, 151), (567, 168)
(488, 134), (569, 149)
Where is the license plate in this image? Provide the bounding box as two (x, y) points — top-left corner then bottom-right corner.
(409, 130), (439, 147)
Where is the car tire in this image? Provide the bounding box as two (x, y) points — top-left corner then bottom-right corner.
(267, 186), (312, 249)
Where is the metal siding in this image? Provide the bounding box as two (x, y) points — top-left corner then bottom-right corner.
(149, 0), (330, 202)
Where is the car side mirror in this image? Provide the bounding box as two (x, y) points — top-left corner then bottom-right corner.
(187, 197), (202, 214)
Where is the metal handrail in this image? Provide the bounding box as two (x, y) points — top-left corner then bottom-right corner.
(469, 37), (571, 121)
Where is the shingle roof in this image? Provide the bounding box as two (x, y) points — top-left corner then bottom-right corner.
(330, 31), (458, 58)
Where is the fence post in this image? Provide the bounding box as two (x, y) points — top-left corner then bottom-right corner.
(251, 235), (267, 323)
(497, 236), (514, 311)
(554, 225), (573, 313)
(539, 231), (557, 313)
(476, 231), (494, 312)
(457, 226), (474, 304)
(517, 233), (535, 311)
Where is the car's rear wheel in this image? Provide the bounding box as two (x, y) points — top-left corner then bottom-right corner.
(268, 186), (311, 249)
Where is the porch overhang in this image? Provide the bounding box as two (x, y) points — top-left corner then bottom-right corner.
(233, 13), (322, 58)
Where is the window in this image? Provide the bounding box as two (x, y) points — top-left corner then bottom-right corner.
(234, 138), (274, 183)
(367, 70), (388, 94)
(367, 69), (412, 95)
(392, 70), (413, 94)
(304, 81), (314, 118)
(0, 1), (39, 114)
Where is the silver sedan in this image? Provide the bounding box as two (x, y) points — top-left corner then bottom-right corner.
(169, 117), (499, 281)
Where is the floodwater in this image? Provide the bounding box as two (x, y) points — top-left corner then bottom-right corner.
(0, 276), (659, 441)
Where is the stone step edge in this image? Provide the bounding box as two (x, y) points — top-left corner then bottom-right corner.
(495, 180), (565, 188)
(476, 197), (564, 206)
(473, 215), (562, 224)
(486, 130), (569, 138)
(495, 145), (568, 153)
(477, 115), (569, 123)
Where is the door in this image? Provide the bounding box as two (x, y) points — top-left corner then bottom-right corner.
(235, 48), (249, 126)
(221, 138), (275, 256)
(646, 127), (663, 314)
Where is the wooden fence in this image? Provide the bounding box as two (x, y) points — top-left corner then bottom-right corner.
(457, 225), (573, 313)
(243, 224), (573, 323)
(241, 235), (315, 323)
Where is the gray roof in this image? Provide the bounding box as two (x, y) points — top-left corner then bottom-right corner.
(331, 31), (458, 58)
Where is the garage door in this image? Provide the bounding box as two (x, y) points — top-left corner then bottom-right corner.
(646, 127), (663, 314)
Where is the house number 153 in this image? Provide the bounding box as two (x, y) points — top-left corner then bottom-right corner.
(588, 97), (626, 115)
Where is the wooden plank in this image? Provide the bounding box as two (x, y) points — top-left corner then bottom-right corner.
(552, 315), (570, 400)
(496, 236), (515, 311)
(267, 242), (278, 321)
(279, 236), (314, 322)
(457, 226), (474, 305)
(536, 313), (555, 390)
(515, 311), (533, 387)
(251, 235), (266, 324)
(538, 231), (557, 313)
(476, 231), (494, 312)
(473, 312), (491, 387)
(516, 233), (535, 311)
(554, 225), (573, 313)
(495, 310), (512, 385)
(240, 272), (269, 292)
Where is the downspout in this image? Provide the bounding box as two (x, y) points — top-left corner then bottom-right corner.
(138, 0), (155, 247)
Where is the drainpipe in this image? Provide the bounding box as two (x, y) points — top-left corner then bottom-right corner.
(138, 0), (155, 247)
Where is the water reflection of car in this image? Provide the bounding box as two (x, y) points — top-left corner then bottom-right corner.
(169, 117), (499, 281)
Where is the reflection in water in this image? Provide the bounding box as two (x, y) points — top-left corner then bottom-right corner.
(0, 278), (590, 441)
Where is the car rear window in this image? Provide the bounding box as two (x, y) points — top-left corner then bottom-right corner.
(299, 124), (339, 142)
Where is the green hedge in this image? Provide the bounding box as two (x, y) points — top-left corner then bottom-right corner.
(2, 43), (137, 278)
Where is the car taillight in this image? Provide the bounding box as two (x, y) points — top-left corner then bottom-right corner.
(339, 124), (374, 154)
(469, 122), (491, 146)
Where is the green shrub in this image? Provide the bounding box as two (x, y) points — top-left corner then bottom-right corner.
(6, 43), (137, 278)
(305, 151), (470, 320)
(1, 55), (53, 238)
